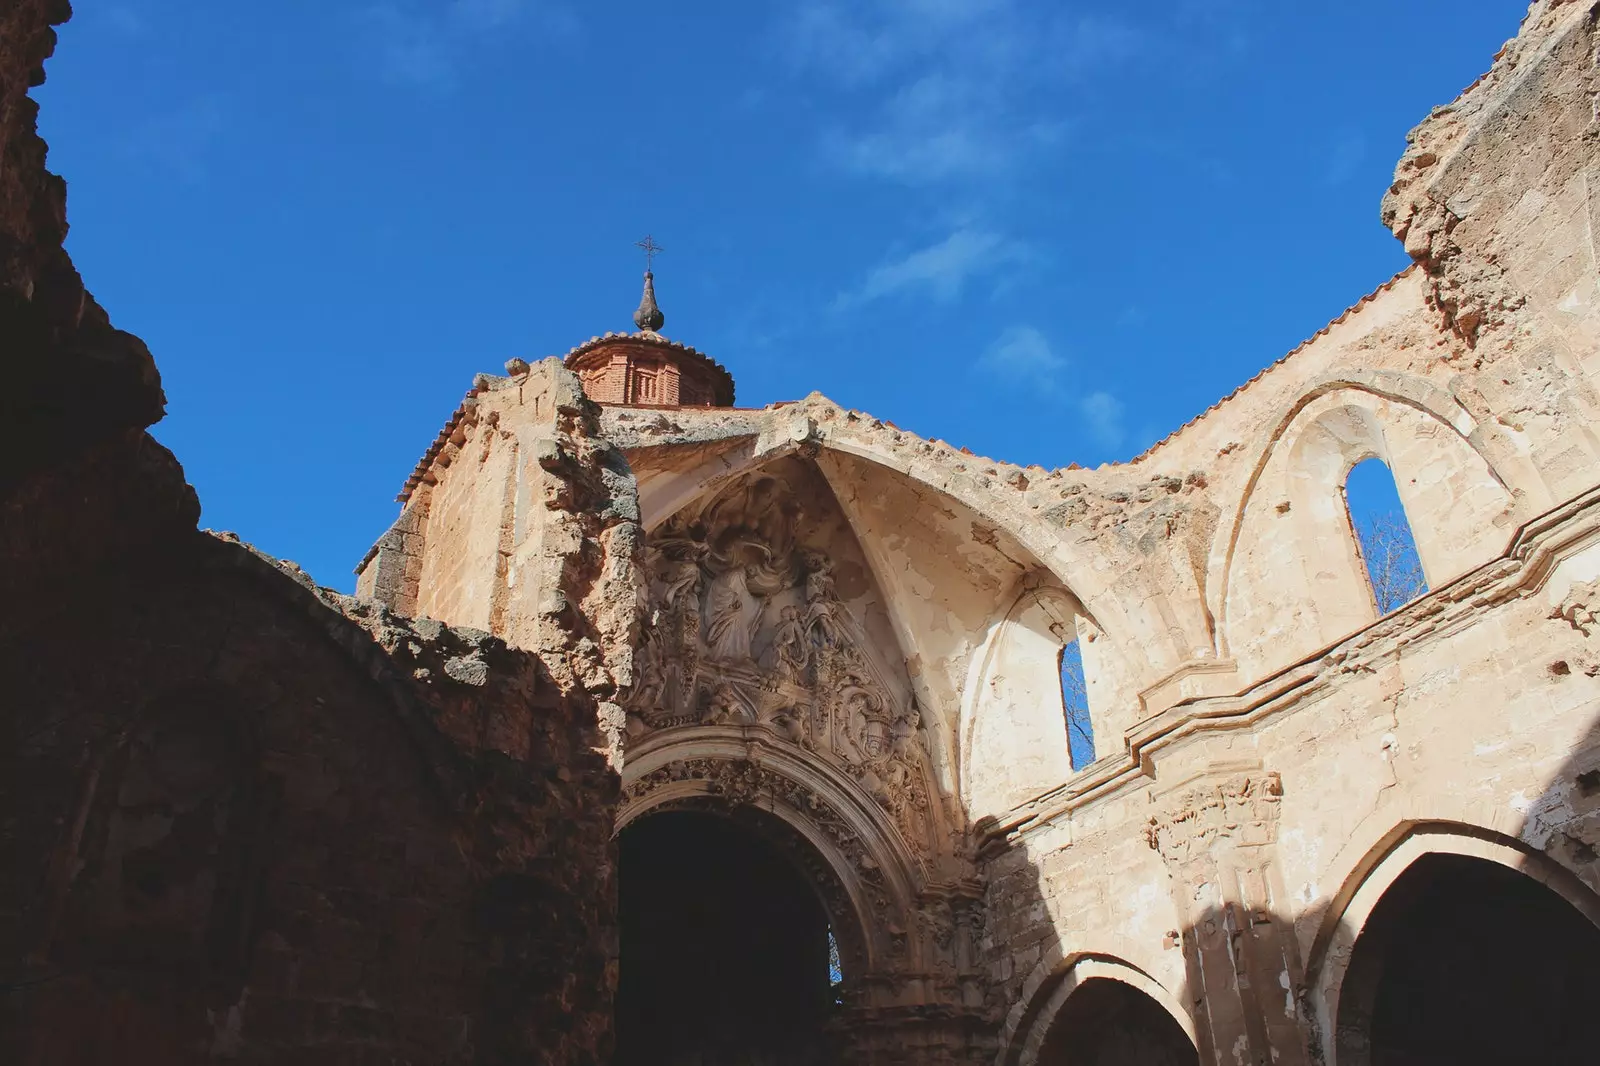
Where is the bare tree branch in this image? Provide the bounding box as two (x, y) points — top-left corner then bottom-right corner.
(1060, 642), (1095, 768)
(1355, 509), (1428, 614)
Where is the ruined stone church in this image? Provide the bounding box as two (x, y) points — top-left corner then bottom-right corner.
(6, 3), (1600, 1065)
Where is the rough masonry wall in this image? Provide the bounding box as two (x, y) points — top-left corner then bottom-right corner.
(2, 8), (628, 1063)
(3, 535), (618, 1065)
(361, 357), (644, 722)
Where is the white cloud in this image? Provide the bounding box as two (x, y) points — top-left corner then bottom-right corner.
(979, 325), (1066, 391)
(356, 1), (572, 89)
(784, 3), (1145, 186)
(839, 229), (1026, 308)
(976, 327), (1128, 450)
(1079, 390), (1126, 449)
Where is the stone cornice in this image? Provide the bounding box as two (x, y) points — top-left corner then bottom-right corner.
(990, 480), (1600, 843)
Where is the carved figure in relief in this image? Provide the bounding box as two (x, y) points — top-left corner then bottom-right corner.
(659, 548), (706, 609)
(631, 629), (665, 711)
(701, 683), (747, 725)
(704, 565), (760, 663)
(769, 706), (814, 749)
(801, 550), (846, 648)
(772, 605), (811, 678)
(890, 704), (924, 760)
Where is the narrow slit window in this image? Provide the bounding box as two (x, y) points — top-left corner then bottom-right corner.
(1344, 458), (1428, 614)
(1060, 639), (1095, 770)
(827, 927), (844, 1006)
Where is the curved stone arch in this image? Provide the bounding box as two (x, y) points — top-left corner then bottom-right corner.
(626, 428), (1153, 837)
(1302, 820), (1600, 1066)
(617, 732), (928, 981)
(631, 407), (1170, 684)
(810, 428), (1162, 668)
(998, 949), (1196, 1066)
(1209, 376), (1520, 666)
(957, 579), (1108, 820)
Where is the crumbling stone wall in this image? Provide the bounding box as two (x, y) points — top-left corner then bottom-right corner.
(3, 535), (618, 1064)
(0, 0), (189, 575)
(358, 356), (644, 747)
(1, 6), (632, 1062)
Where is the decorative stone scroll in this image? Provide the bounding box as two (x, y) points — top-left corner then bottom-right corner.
(1146, 771), (1284, 865)
(625, 470), (937, 854)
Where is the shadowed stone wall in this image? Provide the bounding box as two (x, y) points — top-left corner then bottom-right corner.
(1, 5), (636, 1063)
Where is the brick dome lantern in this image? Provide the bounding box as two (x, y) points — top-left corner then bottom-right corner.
(563, 271), (735, 408)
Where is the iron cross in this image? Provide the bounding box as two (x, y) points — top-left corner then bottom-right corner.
(635, 234), (664, 272)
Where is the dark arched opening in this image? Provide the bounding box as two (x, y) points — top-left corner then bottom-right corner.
(1037, 977), (1197, 1065)
(617, 810), (837, 1066)
(1336, 852), (1600, 1065)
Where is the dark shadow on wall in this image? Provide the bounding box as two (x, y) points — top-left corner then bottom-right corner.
(616, 810), (836, 1066)
(985, 702), (1600, 1066)
(0, 534), (621, 1066)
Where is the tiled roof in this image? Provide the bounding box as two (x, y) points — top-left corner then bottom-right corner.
(1126, 265), (1417, 465)
(395, 374), (499, 504)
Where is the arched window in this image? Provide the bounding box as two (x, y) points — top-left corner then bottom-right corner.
(1343, 458), (1428, 614)
(1059, 639), (1095, 770)
(827, 927), (845, 1006)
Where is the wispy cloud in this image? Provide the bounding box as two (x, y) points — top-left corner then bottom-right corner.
(784, 2), (1146, 186)
(1079, 389), (1126, 449)
(837, 228), (1027, 308)
(979, 325), (1066, 389)
(355, 1), (573, 89)
(978, 325), (1127, 449)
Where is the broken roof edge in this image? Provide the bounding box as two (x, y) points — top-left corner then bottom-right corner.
(383, 265), (1417, 530)
(1123, 265), (1418, 466)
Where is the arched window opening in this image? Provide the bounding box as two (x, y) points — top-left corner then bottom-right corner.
(1344, 458), (1427, 614)
(826, 926), (845, 1006)
(1335, 853), (1600, 1065)
(1037, 977), (1198, 1065)
(617, 811), (836, 1066)
(1059, 639), (1095, 770)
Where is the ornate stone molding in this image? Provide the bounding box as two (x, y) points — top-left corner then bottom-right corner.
(625, 468), (939, 858)
(1146, 771), (1284, 866)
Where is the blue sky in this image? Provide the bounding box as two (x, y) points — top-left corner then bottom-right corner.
(37, 1), (1522, 590)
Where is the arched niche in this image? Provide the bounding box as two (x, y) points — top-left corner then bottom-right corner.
(1223, 389), (1514, 678)
(960, 583), (1104, 822)
(1306, 824), (1600, 1066)
(1003, 955), (1198, 1066)
(615, 808), (841, 1066)
(616, 738), (920, 989)
(623, 453), (955, 867)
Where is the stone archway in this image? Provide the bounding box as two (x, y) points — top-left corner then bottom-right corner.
(617, 748), (989, 1065)
(616, 808), (840, 1066)
(1033, 976), (1198, 1066)
(1331, 850), (1600, 1065)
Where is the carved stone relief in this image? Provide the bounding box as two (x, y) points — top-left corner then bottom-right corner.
(626, 466), (938, 856)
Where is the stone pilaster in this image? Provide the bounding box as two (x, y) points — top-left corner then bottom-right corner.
(1147, 771), (1310, 1066)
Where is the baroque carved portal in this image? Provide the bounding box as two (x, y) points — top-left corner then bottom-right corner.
(626, 461), (937, 857)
